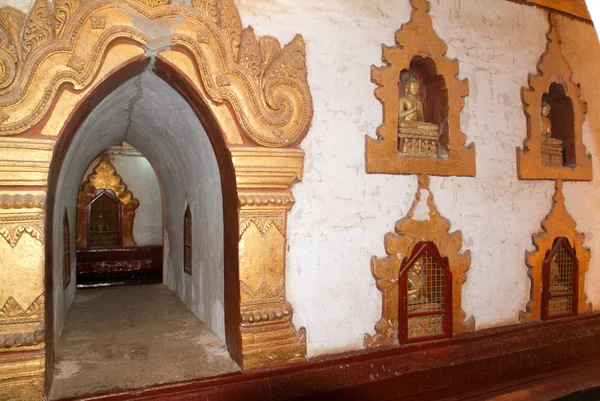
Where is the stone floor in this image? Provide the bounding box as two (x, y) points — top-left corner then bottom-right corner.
(49, 284), (240, 400)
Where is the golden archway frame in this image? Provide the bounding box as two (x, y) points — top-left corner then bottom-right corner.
(0, 0), (313, 395)
(520, 180), (592, 322)
(365, 0), (475, 177)
(517, 15), (592, 181)
(364, 175), (474, 349)
(77, 155), (139, 248)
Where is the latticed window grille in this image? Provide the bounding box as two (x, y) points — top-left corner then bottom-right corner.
(542, 237), (578, 320)
(88, 190), (122, 248)
(184, 205), (192, 275)
(399, 242), (452, 344)
(63, 210), (71, 289)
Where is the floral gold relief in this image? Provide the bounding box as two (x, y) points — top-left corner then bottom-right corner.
(520, 180), (592, 322)
(365, 176), (474, 349)
(0, 0), (312, 393)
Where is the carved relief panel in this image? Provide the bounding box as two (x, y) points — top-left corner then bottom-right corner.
(520, 181), (592, 322)
(518, 15), (591, 181)
(77, 156), (138, 249)
(366, 0), (475, 176)
(365, 176), (474, 349)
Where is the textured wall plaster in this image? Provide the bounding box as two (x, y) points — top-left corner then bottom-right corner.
(234, 0), (600, 357)
(80, 152), (163, 246)
(53, 71), (225, 345)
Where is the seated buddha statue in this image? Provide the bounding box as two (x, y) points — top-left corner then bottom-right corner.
(540, 102), (564, 166)
(398, 77), (440, 156)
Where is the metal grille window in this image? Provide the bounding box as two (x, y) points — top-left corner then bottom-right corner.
(63, 210), (71, 289)
(88, 190), (122, 248)
(184, 205), (192, 275)
(399, 242), (452, 344)
(542, 237), (578, 320)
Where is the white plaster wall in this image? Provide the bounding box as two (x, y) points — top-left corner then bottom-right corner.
(80, 151), (163, 246)
(53, 71), (225, 345)
(233, 0), (600, 357)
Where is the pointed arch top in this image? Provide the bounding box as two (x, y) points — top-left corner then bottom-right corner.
(0, 0), (313, 148)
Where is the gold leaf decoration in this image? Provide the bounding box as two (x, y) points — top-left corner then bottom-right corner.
(219, 0), (242, 57)
(22, 0), (54, 59)
(0, 7), (25, 64)
(53, 0), (79, 37)
(193, 0), (218, 23)
(137, 0), (171, 7)
(238, 27), (261, 81)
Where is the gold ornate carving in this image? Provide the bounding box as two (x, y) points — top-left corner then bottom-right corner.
(0, 294), (43, 323)
(90, 15), (106, 30)
(0, 218), (43, 247)
(77, 155), (139, 248)
(366, 0), (474, 176)
(0, 193), (45, 209)
(520, 180), (592, 322)
(518, 15), (591, 181)
(22, 0), (54, 59)
(0, 0), (313, 148)
(365, 175), (474, 348)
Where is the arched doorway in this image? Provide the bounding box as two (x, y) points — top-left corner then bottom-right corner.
(0, 0), (312, 397)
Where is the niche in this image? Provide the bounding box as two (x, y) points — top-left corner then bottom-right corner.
(518, 15), (591, 181)
(541, 83), (575, 166)
(520, 181), (592, 323)
(88, 190), (122, 248)
(542, 237), (578, 320)
(63, 209), (71, 289)
(398, 57), (449, 157)
(399, 242), (452, 344)
(365, 175), (474, 349)
(366, 0), (474, 176)
(184, 205), (192, 275)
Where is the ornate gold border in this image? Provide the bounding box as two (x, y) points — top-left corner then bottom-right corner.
(520, 180), (592, 322)
(364, 175), (474, 348)
(0, 0), (313, 148)
(77, 155), (139, 248)
(517, 15), (592, 181)
(365, 0), (475, 177)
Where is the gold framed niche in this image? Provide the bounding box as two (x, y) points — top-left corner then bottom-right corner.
(520, 180), (592, 323)
(76, 155), (138, 249)
(517, 15), (592, 181)
(364, 175), (474, 349)
(366, 0), (475, 176)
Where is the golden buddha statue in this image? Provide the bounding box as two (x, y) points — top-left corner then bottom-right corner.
(398, 77), (440, 156)
(540, 101), (564, 166)
(407, 258), (427, 305)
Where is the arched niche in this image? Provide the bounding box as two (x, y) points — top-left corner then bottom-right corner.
(364, 175), (474, 349)
(542, 83), (576, 166)
(0, 0), (313, 396)
(520, 180), (592, 323)
(399, 56), (449, 155)
(518, 15), (591, 180)
(366, 0), (474, 176)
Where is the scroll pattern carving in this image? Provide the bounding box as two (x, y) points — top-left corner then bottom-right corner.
(366, 0), (474, 176)
(518, 15), (591, 181)
(365, 175), (474, 348)
(520, 180), (592, 322)
(0, 0), (313, 148)
(77, 155), (139, 248)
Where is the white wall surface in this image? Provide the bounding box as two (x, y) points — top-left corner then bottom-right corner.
(14, 0), (598, 358)
(80, 150), (163, 247)
(53, 71), (226, 346)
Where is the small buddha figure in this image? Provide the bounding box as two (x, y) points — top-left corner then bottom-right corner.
(540, 101), (564, 166)
(407, 258), (427, 305)
(398, 77), (440, 156)
(541, 101), (552, 140)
